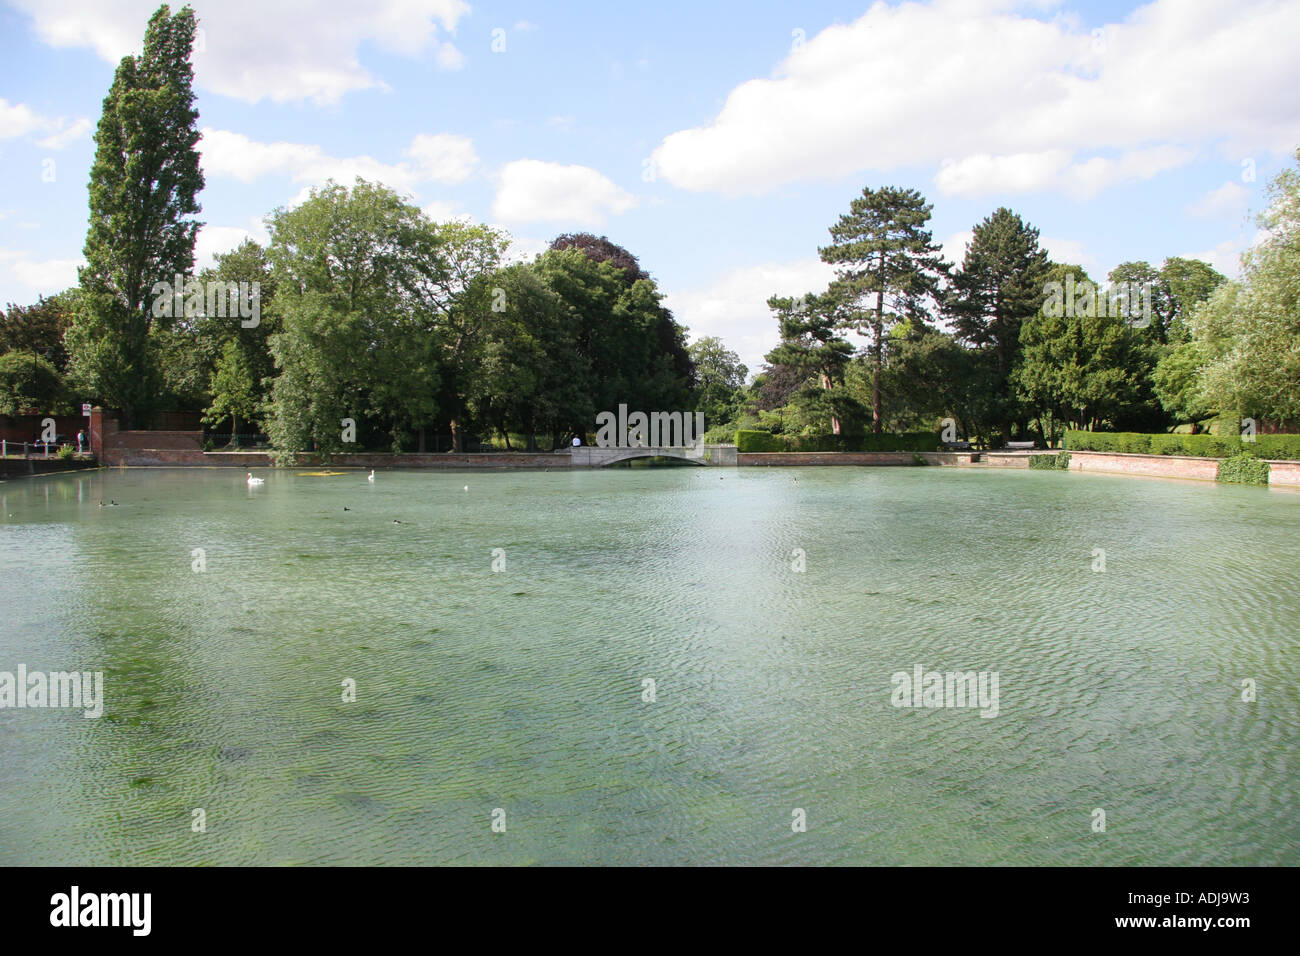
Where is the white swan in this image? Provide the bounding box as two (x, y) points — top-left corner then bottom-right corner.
(368, 470), (375, 482)
(246, 472), (264, 486)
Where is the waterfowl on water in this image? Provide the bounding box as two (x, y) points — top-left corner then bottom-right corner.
(246, 473), (264, 485)
(368, 470), (375, 482)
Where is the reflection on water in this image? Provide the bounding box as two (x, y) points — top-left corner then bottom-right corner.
(0, 467), (1297, 865)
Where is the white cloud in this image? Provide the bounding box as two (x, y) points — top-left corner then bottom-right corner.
(420, 200), (463, 222)
(35, 117), (92, 150)
(500, 234), (551, 264)
(0, 249), (83, 300)
(513, 20), (540, 32)
(405, 133), (478, 184)
(1186, 180), (1251, 220)
(651, 0), (1300, 197)
(194, 220), (271, 271)
(10, 0), (470, 105)
(200, 128), (480, 203)
(0, 99), (48, 139)
(491, 160), (637, 226)
(664, 258), (837, 374)
(940, 231), (974, 269)
(200, 128), (423, 195)
(935, 146), (1194, 199)
(1183, 239), (1246, 278)
(1038, 237), (1103, 273)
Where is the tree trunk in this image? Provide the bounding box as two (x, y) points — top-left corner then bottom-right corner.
(872, 293), (884, 433)
(820, 371), (841, 435)
(231, 413), (240, 449)
(418, 427), (426, 453)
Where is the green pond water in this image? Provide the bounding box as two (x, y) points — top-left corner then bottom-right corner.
(0, 465), (1296, 865)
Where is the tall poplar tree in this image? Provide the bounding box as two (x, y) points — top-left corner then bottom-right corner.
(67, 4), (203, 429)
(819, 186), (947, 433)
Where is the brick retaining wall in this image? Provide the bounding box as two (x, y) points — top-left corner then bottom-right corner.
(1067, 450), (1220, 481)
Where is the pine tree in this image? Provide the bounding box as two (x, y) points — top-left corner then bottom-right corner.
(765, 290), (857, 434)
(946, 207), (1049, 444)
(68, 4), (203, 429)
(819, 186), (947, 432)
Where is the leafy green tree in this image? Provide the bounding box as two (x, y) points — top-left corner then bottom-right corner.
(467, 264), (583, 448)
(946, 207), (1049, 443)
(1152, 339), (1212, 424)
(0, 290), (78, 372)
(431, 222), (511, 450)
(871, 317), (980, 436)
(1107, 260), (1169, 341)
(819, 186), (947, 432)
(264, 179), (443, 460)
(203, 340), (258, 446)
(1160, 257), (1225, 342)
(689, 336), (748, 430)
(530, 247), (693, 443)
(549, 233), (650, 282)
(1192, 150), (1300, 428)
(1016, 264), (1151, 437)
(66, 4), (203, 428)
(0, 351), (69, 416)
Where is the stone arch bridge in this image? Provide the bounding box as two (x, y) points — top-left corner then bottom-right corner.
(568, 444), (738, 467)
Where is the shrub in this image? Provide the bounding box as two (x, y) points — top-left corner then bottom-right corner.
(735, 429), (785, 452)
(1065, 430), (1300, 459)
(736, 429), (939, 452)
(1251, 434), (1300, 460)
(56, 444), (76, 460)
(1029, 451), (1071, 470)
(1217, 453), (1270, 485)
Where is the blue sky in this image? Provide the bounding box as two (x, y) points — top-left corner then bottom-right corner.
(1, 0), (1297, 372)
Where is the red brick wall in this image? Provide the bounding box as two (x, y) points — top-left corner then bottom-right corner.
(1265, 460), (1300, 487)
(1068, 450), (1219, 481)
(0, 413), (89, 443)
(115, 430), (204, 450)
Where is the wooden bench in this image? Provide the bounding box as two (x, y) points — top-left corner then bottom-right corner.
(1005, 441), (1036, 450)
(942, 441), (973, 451)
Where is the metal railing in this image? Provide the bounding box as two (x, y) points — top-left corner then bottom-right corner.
(0, 440), (90, 459)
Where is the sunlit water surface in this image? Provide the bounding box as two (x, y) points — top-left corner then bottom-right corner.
(0, 465), (1296, 865)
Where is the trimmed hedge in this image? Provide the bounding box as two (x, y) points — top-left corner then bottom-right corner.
(1252, 435), (1300, 460)
(1064, 430), (1300, 460)
(735, 430), (786, 452)
(735, 430), (941, 453)
(1217, 453), (1270, 485)
(1029, 451), (1071, 470)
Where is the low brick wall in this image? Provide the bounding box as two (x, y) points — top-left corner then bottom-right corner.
(983, 451), (1034, 468)
(115, 430), (203, 450)
(1264, 459), (1300, 487)
(0, 457), (98, 480)
(126, 450), (574, 469)
(738, 451), (976, 466)
(1067, 450), (1220, 481)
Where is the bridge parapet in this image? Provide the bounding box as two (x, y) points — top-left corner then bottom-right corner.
(569, 444), (737, 467)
